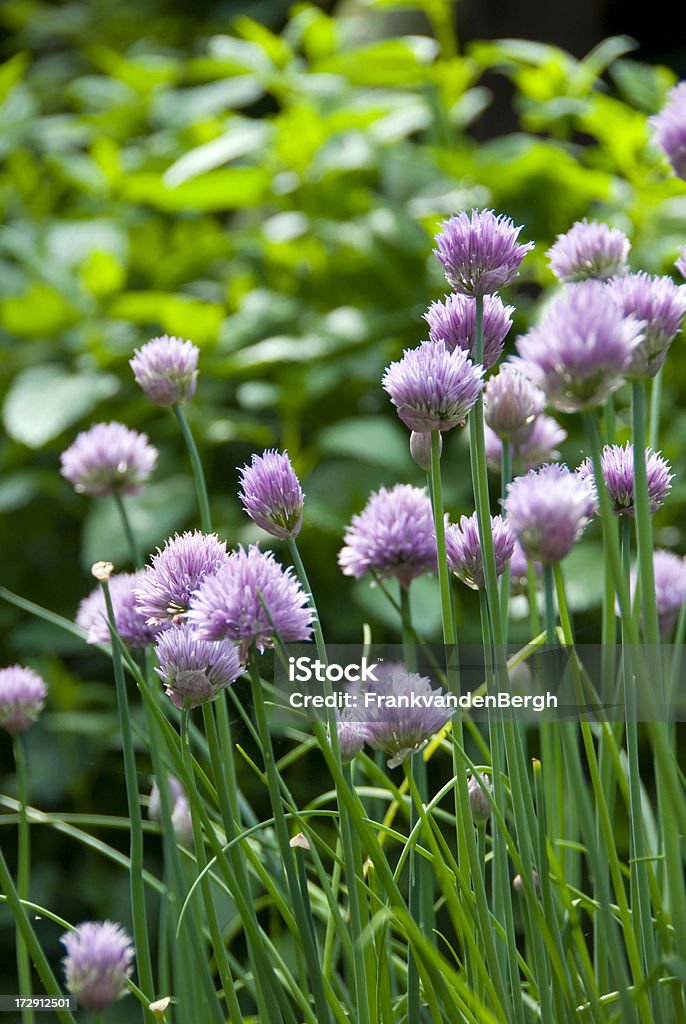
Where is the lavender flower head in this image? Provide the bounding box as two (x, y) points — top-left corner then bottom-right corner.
(609, 272), (686, 378)
(515, 281), (642, 412)
(382, 339), (484, 433)
(433, 209), (533, 296)
(60, 422), (158, 497)
(136, 531), (229, 625)
(334, 707), (367, 763)
(77, 572), (161, 647)
(338, 484), (437, 590)
(130, 335), (199, 407)
(0, 666), (47, 734)
(546, 219), (631, 282)
(61, 921), (133, 1012)
(485, 416), (567, 473)
(650, 82), (686, 179)
(154, 624), (242, 709)
(676, 248), (686, 281)
(446, 513), (515, 590)
(577, 443), (672, 517)
(238, 450), (304, 540)
(505, 464), (595, 564)
(149, 776), (193, 845)
(364, 662), (452, 768)
(484, 364), (546, 440)
(631, 550), (686, 635)
(187, 545), (314, 658)
(424, 293), (513, 369)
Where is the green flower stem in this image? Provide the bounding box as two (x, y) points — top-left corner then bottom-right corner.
(649, 368), (663, 451)
(0, 845), (76, 1024)
(500, 437), (511, 635)
(113, 492), (143, 567)
(526, 560), (541, 638)
(100, 579), (155, 1023)
(604, 393), (616, 444)
(631, 380), (660, 646)
(287, 538), (326, 665)
(246, 651), (334, 1024)
(180, 708), (244, 1024)
(429, 429), (455, 648)
(13, 734), (34, 1024)
(173, 405), (212, 534)
(543, 564), (556, 646)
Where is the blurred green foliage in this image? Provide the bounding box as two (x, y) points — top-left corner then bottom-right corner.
(1, 4), (686, 999)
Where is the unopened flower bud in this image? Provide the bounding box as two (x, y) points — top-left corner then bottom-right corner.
(468, 772), (492, 826)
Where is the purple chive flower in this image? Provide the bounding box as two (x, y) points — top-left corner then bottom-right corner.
(0, 666), (47, 734)
(154, 624), (242, 710)
(484, 364), (546, 440)
(135, 531), (229, 624)
(631, 550), (686, 635)
(382, 339), (484, 433)
(504, 464), (595, 564)
(130, 335), (199, 407)
(546, 219), (631, 282)
(509, 539), (541, 596)
(577, 443), (672, 517)
(149, 776), (193, 845)
(238, 449), (304, 540)
(445, 513), (515, 590)
(334, 707), (367, 763)
(61, 921), (133, 1012)
(364, 662), (452, 768)
(424, 293), (514, 369)
(650, 82), (686, 179)
(338, 484), (437, 590)
(433, 209), (533, 296)
(77, 571), (161, 647)
(187, 545), (314, 658)
(676, 248), (686, 280)
(515, 281), (642, 412)
(485, 416), (567, 473)
(609, 272), (686, 378)
(60, 422), (158, 497)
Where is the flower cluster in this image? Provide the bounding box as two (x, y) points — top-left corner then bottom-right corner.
(61, 921), (133, 1012)
(60, 422), (158, 497)
(609, 272), (686, 378)
(546, 219), (630, 283)
(505, 464), (595, 564)
(136, 531), (229, 624)
(382, 340), (484, 433)
(154, 623), (242, 709)
(362, 662), (452, 768)
(130, 335), (199, 406)
(650, 81), (686, 179)
(446, 513), (515, 590)
(433, 209), (533, 295)
(0, 665), (47, 734)
(424, 293), (513, 369)
(238, 449), (304, 539)
(577, 443), (672, 517)
(77, 571), (161, 647)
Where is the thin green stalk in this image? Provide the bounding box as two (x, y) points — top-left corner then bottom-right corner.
(13, 734), (34, 1024)
(173, 405), (212, 533)
(113, 492), (143, 566)
(0, 846), (77, 1024)
(604, 393), (616, 443)
(101, 577), (155, 1022)
(429, 429), (455, 647)
(543, 564), (556, 646)
(648, 368), (662, 451)
(631, 381), (659, 645)
(500, 437), (511, 634)
(246, 651), (334, 1024)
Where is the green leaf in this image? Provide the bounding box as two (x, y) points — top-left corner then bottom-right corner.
(3, 365), (119, 449)
(318, 417), (410, 473)
(0, 52), (29, 106)
(121, 167), (270, 212)
(314, 37), (438, 87)
(109, 291), (225, 344)
(164, 119), (272, 186)
(0, 284), (78, 337)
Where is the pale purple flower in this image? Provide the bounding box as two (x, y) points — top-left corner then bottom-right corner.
(149, 776), (192, 845)
(424, 293), (514, 369)
(60, 422), (158, 497)
(509, 539), (540, 596)
(187, 545), (314, 658)
(334, 707), (367, 763)
(515, 281), (642, 412)
(382, 339), (484, 433)
(130, 335), (199, 406)
(485, 416), (567, 472)
(338, 484), (437, 590)
(650, 82), (686, 179)
(676, 248), (686, 280)
(0, 666), (47, 734)
(577, 443), (672, 517)
(363, 662), (452, 768)
(433, 209), (533, 296)
(484, 364), (546, 440)
(61, 921), (133, 1012)
(135, 531), (229, 624)
(154, 624), (242, 709)
(631, 550), (686, 635)
(238, 449), (304, 540)
(409, 430), (439, 472)
(609, 272), (686, 378)
(546, 219), (630, 282)
(445, 513), (515, 590)
(77, 572), (161, 647)
(504, 464), (594, 563)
